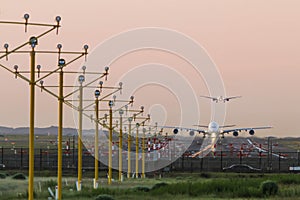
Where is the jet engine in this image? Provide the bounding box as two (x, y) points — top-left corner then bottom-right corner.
(173, 128), (179, 134)
(233, 131), (239, 137)
(189, 130), (195, 136)
(249, 129), (255, 135)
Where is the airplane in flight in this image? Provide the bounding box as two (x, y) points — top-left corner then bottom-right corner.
(159, 121), (272, 157)
(200, 95), (242, 103)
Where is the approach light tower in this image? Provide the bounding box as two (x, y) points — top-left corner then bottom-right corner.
(94, 89), (100, 188)
(127, 116), (133, 178)
(0, 14), (62, 200)
(118, 108), (124, 181)
(108, 100), (114, 184)
(77, 74), (85, 190)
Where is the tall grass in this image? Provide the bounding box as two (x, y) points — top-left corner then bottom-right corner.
(3, 173), (300, 199)
(150, 178), (263, 198)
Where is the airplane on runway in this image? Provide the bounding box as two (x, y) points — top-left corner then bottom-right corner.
(159, 121), (272, 157)
(200, 95), (242, 103)
(162, 121), (272, 138)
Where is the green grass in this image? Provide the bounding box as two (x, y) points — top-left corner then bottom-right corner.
(0, 134), (75, 149)
(1, 173), (300, 199)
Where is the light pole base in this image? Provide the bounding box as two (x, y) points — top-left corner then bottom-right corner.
(55, 186), (58, 200)
(76, 181), (82, 191)
(93, 178), (98, 189)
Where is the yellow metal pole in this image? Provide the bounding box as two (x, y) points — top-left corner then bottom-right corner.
(77, 75), (84, 191)
(28, 46), (35, 200)
(127, 118), (132, 179)
(108, 101), (113, 185)
(94, 92), (99, 189)
(118, 110), (123, 182)
(135, 123), (139, 178)
(142, 127), (145, 178)
(57, 68), (63, 199)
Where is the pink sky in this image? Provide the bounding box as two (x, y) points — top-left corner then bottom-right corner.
(0, 0), (299, 137)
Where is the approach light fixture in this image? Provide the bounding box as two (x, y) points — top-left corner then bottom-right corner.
(58, 58), (65, 67)
(39, 80), (44, 91)
(24, 13), (29, 32)
(36, 65), (41, 78)
(13, 65), (18, 78)
(109, 100), (114, 108)
(29, 36), (38, 48)
(82, 66), (86, 74)
(83, 45), (88, 60)
(55, 16), (61, 34)
(104, 66), (109, 80)
(130, 96), (134, 106)
(4, 43), (9, 60)
(94, 90), (100, 98)
(78, 75), (85, 84)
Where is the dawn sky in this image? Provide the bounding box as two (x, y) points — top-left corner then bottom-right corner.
(0, 0), (299, 137)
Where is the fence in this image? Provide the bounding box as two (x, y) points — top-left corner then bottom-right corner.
(0, 147), (299, 174)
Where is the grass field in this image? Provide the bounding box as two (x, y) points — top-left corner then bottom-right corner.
(1, 172), (300, 199)
(0, 134), (74, 149)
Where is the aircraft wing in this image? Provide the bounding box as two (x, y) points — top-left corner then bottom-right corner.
(193, 124), (209, 128)
(158, 125), (206, 134)
(194, 124), (235, 128)
(199, 95), (218, 101)
(219, 125), (236, 128)
(224, 96), (242, 101)
(222, 126), (272, 134)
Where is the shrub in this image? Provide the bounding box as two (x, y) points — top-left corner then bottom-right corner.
(200, 172), (211, 178)
(11, 173), (26, 180)
(5, 172), (10, 177)
(260, 180), (278, 196)
(0, 173), (6, 179)
(95, 194), (114, 200)
(152, 182), (168, 190)
(134, 186), (150, 192)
